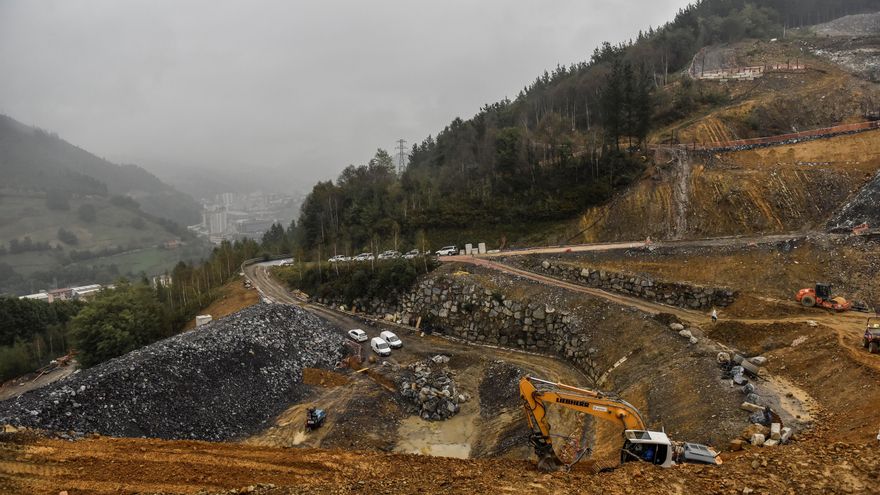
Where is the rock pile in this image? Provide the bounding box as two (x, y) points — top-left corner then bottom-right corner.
(528, 259), (736, 310)
(0, 304), (345, 441)
(396, 358), (469, 421)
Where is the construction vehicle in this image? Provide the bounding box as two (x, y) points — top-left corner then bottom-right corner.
(305, 407), (326, 431)
(795, 283), (852, 312)
(520, 376), (721, 471)
(864, 317), (880, 354)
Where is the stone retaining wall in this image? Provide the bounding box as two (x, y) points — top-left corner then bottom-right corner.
(316, 275), (599, 378)
(528, 259), (736, 310)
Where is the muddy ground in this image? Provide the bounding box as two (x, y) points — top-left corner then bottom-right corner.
(2, 255), (880, 494)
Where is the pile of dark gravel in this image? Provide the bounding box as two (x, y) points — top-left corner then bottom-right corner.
(0, 304), (345, 441)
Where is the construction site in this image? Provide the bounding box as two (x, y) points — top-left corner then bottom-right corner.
(3, 11), (880, 495)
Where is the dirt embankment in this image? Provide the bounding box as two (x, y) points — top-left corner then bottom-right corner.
(2, 430), (877, 495)
(579, 130), (880, 243)
(183, 277), (260, 330)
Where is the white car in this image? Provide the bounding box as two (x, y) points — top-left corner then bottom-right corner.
(347, 329), (368, 342)
(402, 249), (421, 259)
(370, 337), (391, 357)
(435, 245), (458, 256)
(328, 255), (348, 263)
(379, 330), (402, 349)
(378, 250), (401, 260)
(354, 252), (375, 262)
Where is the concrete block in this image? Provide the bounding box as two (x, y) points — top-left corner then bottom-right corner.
(465, 243), (473, 254)
(781, 427), (793, 444)
(750, 433), (765, 446)
(741, 402), (765, 413)
(763, 439), (779, 447)
(770, 423), (781, 440)
(478, 243), (486, 254)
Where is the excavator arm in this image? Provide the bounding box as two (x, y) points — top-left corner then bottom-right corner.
(520, 376), (646, 471)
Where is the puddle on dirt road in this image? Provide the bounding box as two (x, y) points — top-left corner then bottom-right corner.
(394, 410), (476, 459)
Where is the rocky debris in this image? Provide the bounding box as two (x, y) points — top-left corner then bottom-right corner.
(395, 359), (468, 421)
(0, 304), (345, 440)
(812, 12), (880, 37)
(479, 360), (526, 418)
(670, 323), (685, 332)
(828, 169), (880, 230)
(528, 259), (736, 310)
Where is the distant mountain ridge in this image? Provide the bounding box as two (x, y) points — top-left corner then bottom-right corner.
(0, 114), (201, 225)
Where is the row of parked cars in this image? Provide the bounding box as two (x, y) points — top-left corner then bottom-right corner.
(328, 249), (427, 263)
(347, 328), (402, 357)
(328, 246), (460, 263)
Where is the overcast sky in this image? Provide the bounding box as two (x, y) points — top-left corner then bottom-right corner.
(0, 0), (693, 193)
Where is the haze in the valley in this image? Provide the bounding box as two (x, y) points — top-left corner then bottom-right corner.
(0, 0), (693, 193)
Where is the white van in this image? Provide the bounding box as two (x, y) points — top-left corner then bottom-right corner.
(379, 330), (403, 349)
(370, 337), (391, 357)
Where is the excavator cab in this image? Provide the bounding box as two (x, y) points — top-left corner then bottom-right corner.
(519, 376), (721, 472)
(621, 430), (673, 467)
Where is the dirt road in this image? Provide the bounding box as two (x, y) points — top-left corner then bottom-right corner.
(473, 232), (827, 258)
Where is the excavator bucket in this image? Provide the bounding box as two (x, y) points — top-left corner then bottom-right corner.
(536, 451), (566, 472)
(528, 432), (566, 472)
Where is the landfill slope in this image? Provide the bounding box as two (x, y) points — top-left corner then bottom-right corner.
(0, 304), (345, 441)
(828, 169), (880, 229)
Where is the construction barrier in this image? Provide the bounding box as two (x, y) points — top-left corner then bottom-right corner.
(700, 120), (880, 150)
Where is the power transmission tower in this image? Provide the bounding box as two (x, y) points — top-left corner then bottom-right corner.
(395, 139), (407, 175)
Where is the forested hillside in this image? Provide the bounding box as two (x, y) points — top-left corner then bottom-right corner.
(0, 114), (213, 296)
(0, 114), (201, 226)
(292, 0), (880, 257)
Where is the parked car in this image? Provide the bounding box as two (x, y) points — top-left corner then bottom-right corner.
(435, 245), (458, 256)
(348, 328), (368, 342)
(328, 255), (348, 263)
(378, 250), (401, 260)
(353, 252), (375, 261)
(370, 336), (391, 357)
(402, 249), (421, 259)
(379, 330), (402, 349)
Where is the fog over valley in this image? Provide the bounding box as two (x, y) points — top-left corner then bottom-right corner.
(0, 0), (692, 193)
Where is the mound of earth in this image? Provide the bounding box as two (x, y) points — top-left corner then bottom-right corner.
(0, 304), (345, 441)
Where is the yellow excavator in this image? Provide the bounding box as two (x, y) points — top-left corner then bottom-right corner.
(520, 376), (721, 471)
